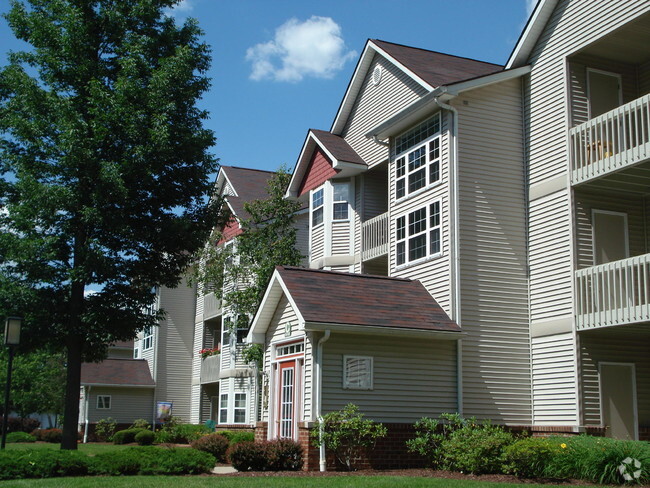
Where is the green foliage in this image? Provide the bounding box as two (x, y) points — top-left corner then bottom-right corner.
(312, 403), (387, 471)
(113, 428), (146, 445)
(4, 415), (40, 433)
(502, 436), (559, 479)
(94, 417), (118, 442)
(190, 432), (230, 462)
(439, 421), (515, 474)
(543, 436), (650, 484)
(6, 431), (36, 443)
(230, 431), (255, 445)
(0, 449), (90, 480)
(0, 0), (222, 447)
(406, 413), (465, 468)
(155, 420), (209, 444)
(32, 428), (63, 443)
(130, 419), (151, 430)
(192, 168), (303, 319)
(135, 430), (155, 446)
(227, 439), (303, 471)
(242, 343), (263, 368)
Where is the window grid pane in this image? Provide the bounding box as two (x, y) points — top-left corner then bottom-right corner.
(408, 209), (426, 236)
(409, 234), (426, 261)
(396, 179), (405, 199)
(396, 217), (405, 240)
(408, 168), (426, 193)
(333, 202), (348, 220)
(395, 114), (441, 154)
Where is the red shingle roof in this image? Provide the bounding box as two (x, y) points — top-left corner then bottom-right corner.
(221, 166), (276, 220)
(372, 39), (504, 88)
(277, 266), (460, 333)
(81, 359), (155, 387)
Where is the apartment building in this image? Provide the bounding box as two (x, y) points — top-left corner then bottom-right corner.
(248, 0), (650, 468)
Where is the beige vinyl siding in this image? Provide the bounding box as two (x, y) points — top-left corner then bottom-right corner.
(353, 175), (363, 274)
(362, 165), (389, 220)
(331, 221), (350, 255)
(87, 387), (153, 424)
(321, 334), (457, 422)
(342, 54), (427, 169)
(568, 54), (640, 127)
(579, 328), (650, 428)
(190, 313), (205, 423)
(454, 79), (531, 424)
(389, 112), (451, 316)
(531, 333), (578, 425)
(574, 190), (647, 270)
(295, 212), (310, 267)
(261, 296), (307, 422)
(153, 280), (197, 422)
(526, 0), (649, 185)
(311, 225), (325, 262)
(529, 191), (573, 322)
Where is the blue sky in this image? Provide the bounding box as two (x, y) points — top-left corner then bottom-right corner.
(0, 0), (536, 175)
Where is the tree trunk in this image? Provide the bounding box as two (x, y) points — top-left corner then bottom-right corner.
(61, 335), (82, 449)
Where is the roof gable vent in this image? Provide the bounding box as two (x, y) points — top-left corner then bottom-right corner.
(372, 65), (382, 86)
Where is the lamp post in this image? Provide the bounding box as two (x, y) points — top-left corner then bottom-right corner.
(1, 317), (22, 450)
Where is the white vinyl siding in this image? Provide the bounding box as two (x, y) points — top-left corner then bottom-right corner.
(341, 54), (428, 170)
(455, 79), (531, 424)
(331, 221), (350, 255)
(531, 333), (578, 425)
(86, 387), (154, 423)
(311, 225), (325, 262)
(321, 334), (457, 422)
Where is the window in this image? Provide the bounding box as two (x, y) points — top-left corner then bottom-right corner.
(394, 114), (441, 199)
(276, 342), (304, 358)
(219, 394), (228, 424)
(312, 188), (324, 226)
(343, 356), (373, 390)
(235, 315), (249, 343)
(395, 201), (441, 266)
(332, 182), (350, 221)
(142, 326), (153, 351)
(133, 346), (140, 359)
(234, 393), (247, 423)
(97, 395), (111, 409)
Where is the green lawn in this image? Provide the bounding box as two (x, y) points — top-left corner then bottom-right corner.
(4, 442), (132, 455)
(0, 477), (609, 488)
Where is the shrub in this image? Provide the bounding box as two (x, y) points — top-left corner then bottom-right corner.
(228, 441), (269, 471)
(94, 417), (117, 442)
(135, 429), (155, 446)
(406, 413), (465, 468)
(6, 431), (36, 443)
(155, 419), (209, 444)
(91, 446), (215, 476)
(33, 428), (63, 443)
(4, 416), (40, 434)
(311, 403), (387, 471)
(191, 433), (230, 462)
(0, 449), (89, 480)
(266, 438), (303, 471)
(503, 436), (558, 478)
(230, 431), (255, 445)
(113, 428), (146, 445)
(439, 420), (514, 474)
(130, 419), (150, 430)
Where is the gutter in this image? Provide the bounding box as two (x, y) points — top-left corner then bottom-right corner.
(433, 96), (463, 416)
(315, 330), (331, 472)
(83, 386), (90, 443)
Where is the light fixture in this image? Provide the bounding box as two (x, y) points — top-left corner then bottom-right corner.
(4, 317), (22, 346)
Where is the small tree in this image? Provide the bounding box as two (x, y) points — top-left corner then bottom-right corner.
(311, 403), (387, 471)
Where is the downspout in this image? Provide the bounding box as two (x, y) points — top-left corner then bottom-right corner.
(434, 96), (463, 415)
(83, 386), (90, 443)
(315, 330), (331, 472)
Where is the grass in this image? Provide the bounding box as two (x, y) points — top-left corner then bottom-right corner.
(0, 477), (612, 488)
(4, 442), (135, 455)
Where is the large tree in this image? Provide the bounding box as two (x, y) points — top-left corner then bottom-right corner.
(0, 0), (221, 449)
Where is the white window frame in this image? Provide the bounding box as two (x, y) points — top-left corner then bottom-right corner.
(395, 200), (442, 267)
(332, 181), (351, 221)
(343, 355), (373, 390)
(311, 187), (324, 227)
(96, 395), (111, 410)
(233, 393), (247, 424)
(142, 326), (153, 351)
(218, 393), (228, 424)
(394, 114), (442, 201)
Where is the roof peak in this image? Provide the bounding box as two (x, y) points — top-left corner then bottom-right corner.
(278, 265), (413, 283)
(221, 165), (277, 175)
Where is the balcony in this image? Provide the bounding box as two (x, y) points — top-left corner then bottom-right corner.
(203, 292), (221, 320)
(200, 354), (221, 384)
(575, 253), (650, 330)
(570, 93), (650, 186)
(361, 212), (389, 261)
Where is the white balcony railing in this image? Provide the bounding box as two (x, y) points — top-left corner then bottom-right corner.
(203, 292), (221, 319)
(361, 212), (389, 261)
(570, 93), (650, 184)
(575, 253), (650, 330)
(200, 354), (221, 384)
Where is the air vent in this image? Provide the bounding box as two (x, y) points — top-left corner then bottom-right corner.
(372, 66), (382, 86)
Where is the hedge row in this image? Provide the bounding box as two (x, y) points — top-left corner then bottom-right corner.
(0, 446), (215, 480)
(190, 431), (255, 462)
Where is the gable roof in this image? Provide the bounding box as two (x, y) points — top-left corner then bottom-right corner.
(218, 166), (275, 220)
(286, 130), (367, 198)
(331, 39), (504, 135)
(250, 266), (461, 340)
(81, 359), (155, 388)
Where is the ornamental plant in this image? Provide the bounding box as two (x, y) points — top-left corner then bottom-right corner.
(311, 403), (387, 471)
(199, 347), (220, 359)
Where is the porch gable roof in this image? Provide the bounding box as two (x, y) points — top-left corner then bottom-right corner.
(81, 358), (155, 388)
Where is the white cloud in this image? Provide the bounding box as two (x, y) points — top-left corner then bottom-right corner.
(246, 16), (357, 82)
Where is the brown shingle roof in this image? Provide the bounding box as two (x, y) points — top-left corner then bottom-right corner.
(81, 359), (155, 387)
(221, 166), (276, 220)
(277, 266), (459, 332)
(310, 130), (366, 166)
(372, 39), (503, 88)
